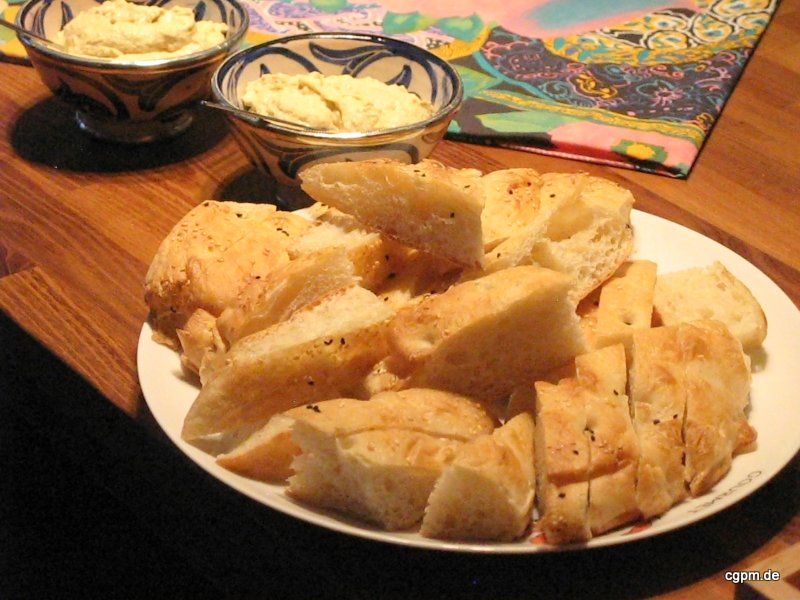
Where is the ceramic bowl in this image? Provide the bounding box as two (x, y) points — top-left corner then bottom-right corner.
(15, 0), (249, 143)
(210, 32), (463, 206)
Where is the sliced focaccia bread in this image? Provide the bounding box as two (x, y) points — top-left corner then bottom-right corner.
(215, 247), (358, 351)
(281, 389), (496, 441)
(480, 172), (635, 301)
(299, 159), (485, 268)
(575, 344), (641, 535)
(591, 260), (657, 353)
(388, 266), (586, 405)
(680, 320), (755, 496)
(371, 249), (464, 312)
(288, 207), (411, 291)
(629, 325), (689, 519)
(472, 171), (581, 277)
(286, 389), (494, 530)
(653, 261), (767, 352)
(421, 413), (535, 542)
(178, 247), (359, 378)
(181, 285), (394, 442)
(534, 378), (591, 545)
(289, 428), (462, 530)
(216, 388), (495, 482)
(631, 320), (756, 514)
(215, 412), (299, 482)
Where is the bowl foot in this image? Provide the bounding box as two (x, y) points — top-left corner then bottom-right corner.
(74, 108), (195, 144)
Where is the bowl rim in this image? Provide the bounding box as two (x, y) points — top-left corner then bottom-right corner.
(210, 31), (465, 140)
(14, 0), (250, 69)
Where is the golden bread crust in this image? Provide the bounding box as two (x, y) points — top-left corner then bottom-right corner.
(480, 168), (543, 250)
(630, 325), (689, 518)
(144, 201), (310, 347)
(576, 345), (641, 535)
(215, 247), (358, 348)
(592, 260), (657, 352)
(681, 320), (754, 495)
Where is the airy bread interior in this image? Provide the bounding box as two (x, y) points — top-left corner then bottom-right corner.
(479, 172), (635, 301)
(421, 412), (536, 542)
(654, 261), (767, 351)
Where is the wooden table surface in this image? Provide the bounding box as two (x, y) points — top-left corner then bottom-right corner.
(1, 2), (799, 597)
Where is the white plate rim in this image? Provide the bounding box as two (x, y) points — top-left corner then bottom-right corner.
(137, 209), (800, 554)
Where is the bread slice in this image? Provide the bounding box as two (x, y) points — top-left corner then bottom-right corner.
(286, 389), (494, 530)
(388, 266), (586, 405)
(531, 343), (643, 543)
(176, 308), (226, 375)
(216, 388), (494, 482)
(421, 413), (535, 542)
(505, 360), (577, 422)
(285, 389), (496, 441)
(480, 172), (635, 301)
(145, 201), (310, 348)
(480, 168), (543, 250)
(181, 285), (394, 441)
(179, 248), (359, 378)
(575, 345), (641, 535)
(288, 207), (409, 291)
(629, 325), (689, 519)
(631, 320), (756, 513)
(476, 172), (581, 275)
(653, 261), (767, 351)
(680, 320), (755, 496)
(589, 462), (640, 537)
(591, 260), (657, 353)
(533, 343), (641, 543)
(534, 377), (591, 544)
(299, 159), (486, 268)
(289, 428), (462, 530)
(215, 247), (359, 350)
(215, 412), (299, 481)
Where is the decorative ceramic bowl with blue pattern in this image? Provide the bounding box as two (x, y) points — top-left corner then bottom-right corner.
(16, 0), (249, 143)
(210, 32), (463, 197)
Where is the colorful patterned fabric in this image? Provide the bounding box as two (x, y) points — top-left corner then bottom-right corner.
(1, 0), (779, 177)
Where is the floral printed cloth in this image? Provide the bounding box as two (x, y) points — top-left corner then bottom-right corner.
(1, 0), (779, 177)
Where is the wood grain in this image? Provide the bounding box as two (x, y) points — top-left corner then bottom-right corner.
(1, 1), (798, 595)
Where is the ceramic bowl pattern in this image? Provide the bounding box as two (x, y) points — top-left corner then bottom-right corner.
(16, 0), (249, 143)
(211, 32), (463, 188)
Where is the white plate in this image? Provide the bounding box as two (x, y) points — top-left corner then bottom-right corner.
(138, 209), (800, 553)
